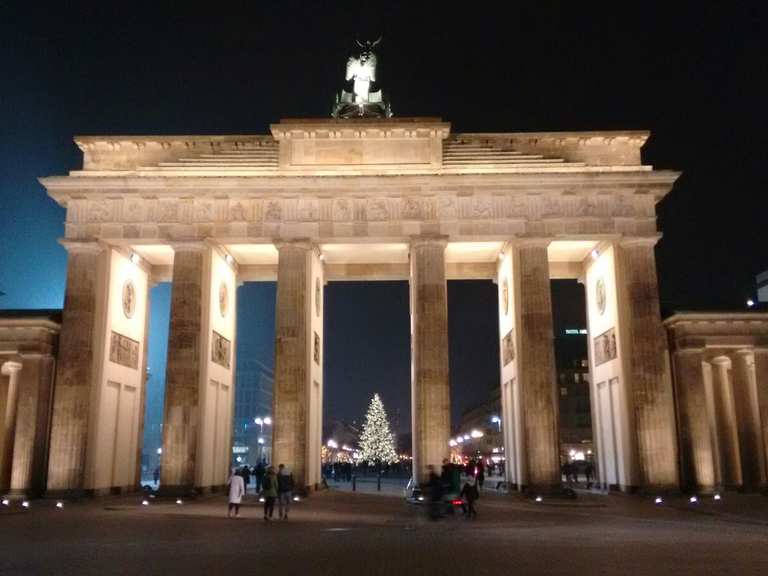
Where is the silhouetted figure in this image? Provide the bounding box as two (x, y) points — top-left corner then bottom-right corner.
(277, 464), (295, 520)
(254, 461), (265, 492)
(426, 465), (443, 520)
(262, 466), (277, 520)
(461, 472), (479, 519)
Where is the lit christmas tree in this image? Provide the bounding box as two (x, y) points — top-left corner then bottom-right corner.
(358, 393), (399, 466)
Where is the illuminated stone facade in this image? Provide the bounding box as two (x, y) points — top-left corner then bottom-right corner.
(38, 116), (692, 493)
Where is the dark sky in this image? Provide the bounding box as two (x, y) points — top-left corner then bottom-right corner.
(1, 2), (766, 428)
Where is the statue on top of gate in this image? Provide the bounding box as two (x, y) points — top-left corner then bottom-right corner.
(332, 38), (393, 119)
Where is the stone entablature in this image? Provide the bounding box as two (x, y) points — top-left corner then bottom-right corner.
(665, 313), (768, 352)
(51, 184), (663, 244)
(0, 312), (61, 358)
(40, 119), (677, 246)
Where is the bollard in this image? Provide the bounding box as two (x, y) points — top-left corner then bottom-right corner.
(352, 475), (356, 491)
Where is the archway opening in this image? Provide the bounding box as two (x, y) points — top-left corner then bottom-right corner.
(323, 281), (411, 493)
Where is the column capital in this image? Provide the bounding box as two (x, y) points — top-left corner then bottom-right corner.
(274, 238), (314, 252)
(619, 235), (661, 248)
(514, 237), (553, 249)
(732, 348), (755, 358)
(58, 240), (105, 255)
(170, 241), (208, 253)
(409, 234), (448, 250)
(1, 360), (22, 376)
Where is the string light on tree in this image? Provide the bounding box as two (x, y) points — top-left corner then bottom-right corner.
(358, 393), (399, 465)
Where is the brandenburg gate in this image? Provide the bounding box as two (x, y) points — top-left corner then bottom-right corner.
(38, 115), (684, 496)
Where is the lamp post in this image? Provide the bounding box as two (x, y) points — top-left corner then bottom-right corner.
(491, 415), (501, 432)
(254, 416), (272, 463)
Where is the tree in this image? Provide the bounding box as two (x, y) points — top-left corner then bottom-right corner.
(358, 393), (399, 466)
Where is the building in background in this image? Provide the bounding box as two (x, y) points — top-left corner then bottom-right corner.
(233, 359), (274, 465)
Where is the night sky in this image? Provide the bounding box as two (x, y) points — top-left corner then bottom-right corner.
(1, 3), (766, 429)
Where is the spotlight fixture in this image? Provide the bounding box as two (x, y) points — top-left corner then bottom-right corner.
(654, 497), (663, 504)
(21, 501), (30, 509)
(714, 494), (721, 501)
(590, 249), (600, 260)
(1, 499), (9, 506)
(56, 501), (64, 509)
(689, 496), (698, 503)
(176, 499), (183, 505)
(141, 500), (149, 506)
(747, 298), (755, 308)
(225, 254), (234, 265)
(130, 252), (141, 265)
(535, 496), (543, 503)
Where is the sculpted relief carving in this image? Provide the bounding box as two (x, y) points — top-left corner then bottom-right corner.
(74, 189), (653, 242)
(366, 197), (389, 221)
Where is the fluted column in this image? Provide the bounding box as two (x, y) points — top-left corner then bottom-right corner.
(0, 361), (23, 492)
(618, 238), (679, 489)
(410, 236), (450, 484)
(46, 242), (104, 493)
(711, 357), (742, 488)
(731, 350), (767, 491)
(674, 349), (715, 491)
(517, 240), (560, 492)
(10, 355), (55, 496)
(272, 241), (312, 490)
(161, 244), (207, 493)
(754, 350), (768, 481)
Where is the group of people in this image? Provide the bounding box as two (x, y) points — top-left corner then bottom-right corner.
(561, 460), (594, 488)
(228, 463), (295, 520)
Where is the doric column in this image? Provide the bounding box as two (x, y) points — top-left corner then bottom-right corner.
(731, 350), (767, 491)
(754, 349), (768, 480)
(10, 355), (55, 496)
(161, 244), (207, 492)
(617, 238), (679, 489)
(711, 357), (742, 488)
(516, 240), (560, 492)
(673, 349), (716, 491)
(409, 236), (450, 484)
(272, 241), (324, 491)
(46, 242), (105, 493)
(0, 361), (23, 491)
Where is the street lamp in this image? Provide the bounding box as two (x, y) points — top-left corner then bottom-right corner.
(491, 415), (501, 432)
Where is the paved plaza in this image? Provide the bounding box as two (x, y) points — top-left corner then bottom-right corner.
(2, 489), (768, 575)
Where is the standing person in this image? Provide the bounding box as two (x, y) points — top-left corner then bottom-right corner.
(584, 461), (594, 489)
(460, 472), (479, 519)
(277, 464), (295, 520)
(153, 466), (160, 487)
(240, 465), (251, 493)
(254, 461), (265, 493)
(476, 460), (485, 490)
(227, 469), (245, 518)
(261, 466), (277, 521)
(426, 465), (443, 520)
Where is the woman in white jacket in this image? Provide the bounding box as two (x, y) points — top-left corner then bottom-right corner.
(228, 470), (245, 518)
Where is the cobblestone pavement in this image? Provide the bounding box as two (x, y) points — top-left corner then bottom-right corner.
(1, 489), (767, 575)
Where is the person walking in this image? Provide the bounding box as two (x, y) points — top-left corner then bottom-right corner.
(277, 464), (295, 520)
(240, 465), (251, 493)
(460, 472), (479, 519)
(261, 466), (277, 521)
(227, 469), (245, 518)
(254, 461), (265, 493)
